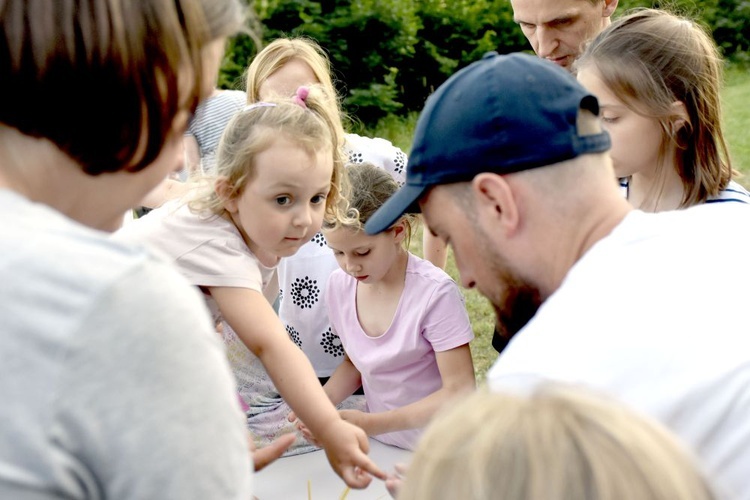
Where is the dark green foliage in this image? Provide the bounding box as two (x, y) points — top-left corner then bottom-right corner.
(222, 0), (749, 126)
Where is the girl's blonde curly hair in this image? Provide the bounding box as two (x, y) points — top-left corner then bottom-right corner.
(188, 84), (349, 223)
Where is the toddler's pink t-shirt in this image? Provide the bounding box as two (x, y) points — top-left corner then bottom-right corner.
(325, 253), (474, 450)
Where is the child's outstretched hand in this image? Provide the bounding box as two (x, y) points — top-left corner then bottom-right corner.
(287, 411), (320, 446)
(316, 419), (387, 488)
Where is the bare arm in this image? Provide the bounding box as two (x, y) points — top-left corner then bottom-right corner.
(341, 344), (475, 436)
(209, 286), (385, 487)
(322, 355), (362, 406)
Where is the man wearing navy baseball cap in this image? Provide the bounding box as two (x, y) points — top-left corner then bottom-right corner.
(370, 52), (750, 498)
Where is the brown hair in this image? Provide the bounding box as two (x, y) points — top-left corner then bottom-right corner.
(399, 385), (716, 500)
(0, 0), (245, 175)
(575, 8), (733, 207)
(324, 162), (417, 247)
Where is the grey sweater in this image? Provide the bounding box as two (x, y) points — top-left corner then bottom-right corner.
(0, 190), (252, 499)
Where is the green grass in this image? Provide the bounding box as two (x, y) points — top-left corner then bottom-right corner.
(370, 65), (750, 383)
(724, 66), (750, 184)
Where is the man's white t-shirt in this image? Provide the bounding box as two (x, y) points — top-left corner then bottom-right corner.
(488, 202), (750, 499)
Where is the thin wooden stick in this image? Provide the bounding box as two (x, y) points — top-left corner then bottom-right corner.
(307, 479), (312, 500)
(339, 486), (351, 499)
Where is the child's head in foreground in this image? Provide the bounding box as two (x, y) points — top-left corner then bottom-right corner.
(0, 0), (244, 176)
(575, 8), (732, 208)
(398, 385), (716, 500)
(323, 162), (417, 284)
(189, 85), (347, 258)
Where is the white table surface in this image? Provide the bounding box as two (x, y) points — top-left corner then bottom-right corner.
(253, 439), (412, 500)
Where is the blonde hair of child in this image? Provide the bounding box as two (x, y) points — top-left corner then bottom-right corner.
(188, 85), (348, 223)
(398, 386), (717, 500)
(245, 36), (350, 141)
(324, 162), (417, 248)
(575, 8), (733, 207)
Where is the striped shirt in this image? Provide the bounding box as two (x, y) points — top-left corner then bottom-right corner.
(618, 177), (750, 205)
(185, 90), (246, 174)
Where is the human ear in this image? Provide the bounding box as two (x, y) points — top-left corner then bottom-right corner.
(670, 101), (690, 133)
(472, 173), (520, 236)
(215, 176), (238, 213)
(390, 220), (407, 244)
(602, 0), (619, 17)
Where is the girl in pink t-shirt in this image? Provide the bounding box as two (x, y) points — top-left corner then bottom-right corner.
(294, 162), (476, 450)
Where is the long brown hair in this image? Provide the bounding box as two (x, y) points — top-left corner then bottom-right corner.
(575, 8), (733, 207)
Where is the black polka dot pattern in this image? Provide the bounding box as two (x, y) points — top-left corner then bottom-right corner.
(286, 325), (302, 348)
(311, 232), (327, 247)
(348, 151), (364, 164)
(320, 328), (345, 357)
(290, 276), (320, 309)
(394, 151), (406, 174)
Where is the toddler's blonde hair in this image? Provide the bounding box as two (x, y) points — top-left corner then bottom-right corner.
(399, 385), (717, 500)
(188, 84), (348, 223)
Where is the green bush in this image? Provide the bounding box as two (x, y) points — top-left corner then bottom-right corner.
(224, 0), (749, 126)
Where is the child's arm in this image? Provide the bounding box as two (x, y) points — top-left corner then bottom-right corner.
(339, 344), (475, 436)
(322, 355), (362, 406)
(289, 355), (362, 443)
(209, 286), (386, 487)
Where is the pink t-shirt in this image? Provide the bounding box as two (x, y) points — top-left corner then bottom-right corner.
(325, 253), (474, 450)
(115, 201), (275, 323)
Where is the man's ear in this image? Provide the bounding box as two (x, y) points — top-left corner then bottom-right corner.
(471, 173), (520, 236)
(602, 0), (619, 17)
(215, 176), (238, 213)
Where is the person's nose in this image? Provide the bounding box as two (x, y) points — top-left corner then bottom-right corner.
(292, 204), (313, 228)
(345, 258), (361, 274)
(535, 27), (559, 58)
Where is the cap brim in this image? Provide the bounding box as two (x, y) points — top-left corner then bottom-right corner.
(364, 183), (427, 234)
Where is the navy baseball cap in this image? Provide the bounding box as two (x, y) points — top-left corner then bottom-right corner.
(365, 52), (611, 234)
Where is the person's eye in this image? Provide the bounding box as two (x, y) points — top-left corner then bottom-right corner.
(311, 194), (327, 205)
(551, 17), (573, 27)
(276, 196), (292, 206)
(519, 22), (535, 31)
(602, 116), (619, 124)
(356, 250), (371, 257)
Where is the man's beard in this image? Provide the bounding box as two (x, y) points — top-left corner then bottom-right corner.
(475, 225), (542, 340)
(491, 270), (542, 340)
